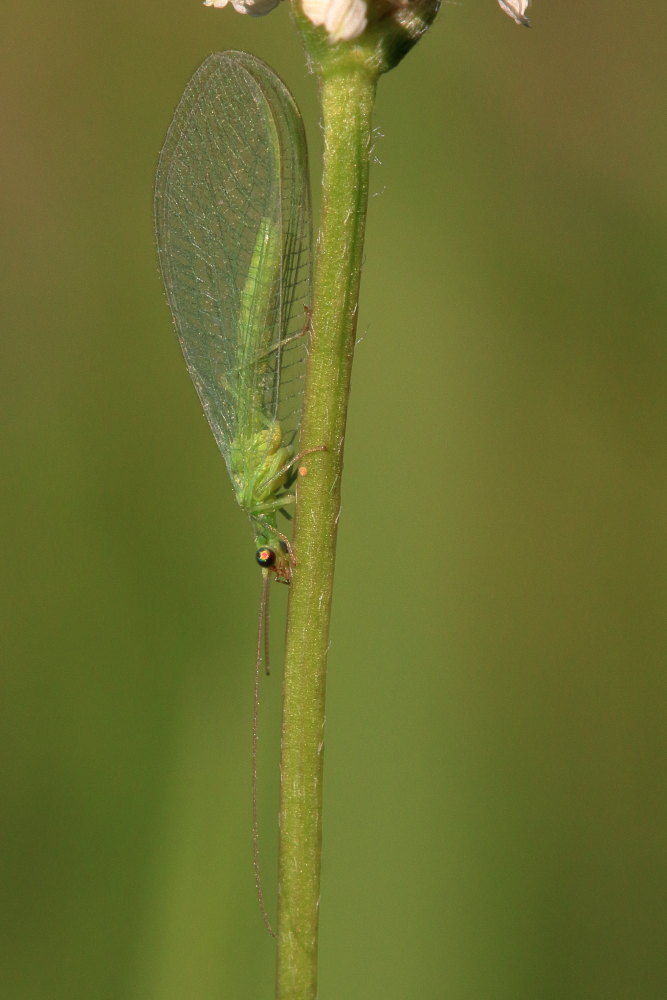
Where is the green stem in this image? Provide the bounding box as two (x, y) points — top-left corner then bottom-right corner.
(276, 63), (378, 999)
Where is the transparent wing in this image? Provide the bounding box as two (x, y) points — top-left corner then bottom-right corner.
(154, 51), (311, 475)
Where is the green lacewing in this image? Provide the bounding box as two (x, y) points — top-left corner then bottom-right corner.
(155, 51), (311, 582)
(154, 51), (314, 934)
(155, 50), (312, 617)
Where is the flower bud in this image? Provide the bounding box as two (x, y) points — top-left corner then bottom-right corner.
(301, 0), (368, 42)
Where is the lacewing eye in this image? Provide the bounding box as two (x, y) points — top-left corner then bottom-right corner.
(256, 547), (277, 568)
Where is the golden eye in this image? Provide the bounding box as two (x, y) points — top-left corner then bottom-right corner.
(256, 547), (276, 568)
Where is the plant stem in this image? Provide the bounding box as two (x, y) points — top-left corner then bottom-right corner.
(275, 63), (378, 1000)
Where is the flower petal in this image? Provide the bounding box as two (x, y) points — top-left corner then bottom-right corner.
(497, 0), (531, 27)
(203, 0), (282, 16)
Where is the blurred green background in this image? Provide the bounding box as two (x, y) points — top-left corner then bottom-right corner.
(2, 2), (666, 997)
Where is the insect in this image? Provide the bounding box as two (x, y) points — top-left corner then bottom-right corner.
(155, 52), (317, 934)
(155, 50), (314, 644)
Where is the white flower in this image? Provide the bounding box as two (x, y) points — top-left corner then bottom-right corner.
(497, 0), (530, 26)
(203, 0), (281, 16)
(301, 0), (368, 42)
